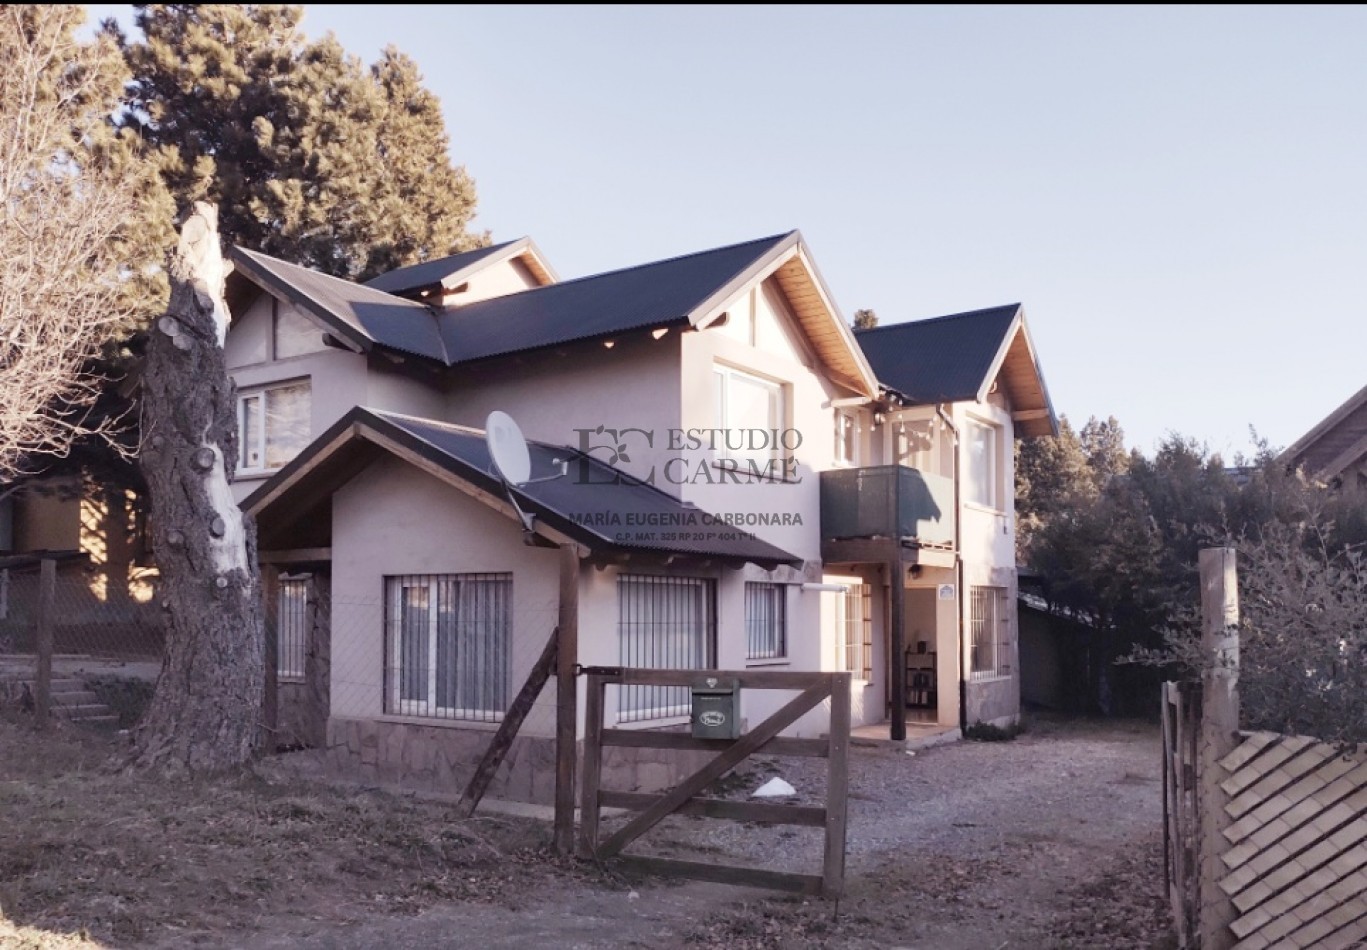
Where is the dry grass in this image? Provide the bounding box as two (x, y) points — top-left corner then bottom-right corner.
(0, 718), (573, 948)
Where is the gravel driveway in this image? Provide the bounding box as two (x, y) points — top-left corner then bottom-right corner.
(229, 716), (1172, 950)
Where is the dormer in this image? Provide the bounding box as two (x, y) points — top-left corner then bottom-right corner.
(361, 237), (557, 308)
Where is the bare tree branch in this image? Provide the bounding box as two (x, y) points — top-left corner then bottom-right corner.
(0, 6), (141, 479)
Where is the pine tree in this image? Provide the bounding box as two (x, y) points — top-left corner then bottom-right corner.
(115, 4), (484, 281)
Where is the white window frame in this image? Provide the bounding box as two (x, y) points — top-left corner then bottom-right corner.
(835, 583), (873, 680)
(970, 586), (1010, 681)
(713, 363), (786, 468)
(385, 573), (511, 722)
(834, 410), (859, 467)
(745, 582), (788, 661)
(236, 379), (311, 475)
(967, 419), (1001, 510)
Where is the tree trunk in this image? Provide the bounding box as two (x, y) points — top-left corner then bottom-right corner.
(130, 202), (264, 775)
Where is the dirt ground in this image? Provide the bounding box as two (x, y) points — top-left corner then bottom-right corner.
(0, 715), (1174, 949)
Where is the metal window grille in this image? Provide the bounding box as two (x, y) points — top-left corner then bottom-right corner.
(838, 583), (873, 680)
(277, 575), (309, 680)
(745, 582), (787, 660)
(970, 586), (1006, 679)
(383, 573), (511, 722)
(617, 574), (715, 722)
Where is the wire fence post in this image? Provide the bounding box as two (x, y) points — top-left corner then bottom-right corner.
(34, 557), (56, 729)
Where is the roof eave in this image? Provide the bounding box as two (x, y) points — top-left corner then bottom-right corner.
(687, 231), (880, 398)
(1280, 384), (1367, 467)
(229, 247), (373, 355)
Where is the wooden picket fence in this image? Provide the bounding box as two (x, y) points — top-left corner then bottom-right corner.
(1216, 731), (1367, 949)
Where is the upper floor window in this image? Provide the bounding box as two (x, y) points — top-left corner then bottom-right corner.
(967, 420), (1000, 509)
(713, 365), (785, 469)
(834, 411), (858, 466)
(238, 380), (311, 474)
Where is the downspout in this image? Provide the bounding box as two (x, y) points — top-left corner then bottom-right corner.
(936, 403), (967, 733)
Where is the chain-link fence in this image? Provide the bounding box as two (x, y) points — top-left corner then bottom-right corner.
(0, 557), (162, 728)
(267, 571), (565, 804)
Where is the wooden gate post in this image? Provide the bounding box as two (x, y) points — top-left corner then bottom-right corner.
(34, 557), (56, 729)
(1198, 547), (1240, 949)
(553, 543), (580, 854)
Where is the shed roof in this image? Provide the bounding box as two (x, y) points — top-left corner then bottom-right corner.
(244, 407), (801, 568)
(1280, 384), (1367, 481)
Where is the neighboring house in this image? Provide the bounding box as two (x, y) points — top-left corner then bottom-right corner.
(216, 232), (1055, 799)
(1280, 384), (1367, 488)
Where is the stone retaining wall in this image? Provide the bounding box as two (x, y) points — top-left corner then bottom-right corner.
(325, 717), (712, 805)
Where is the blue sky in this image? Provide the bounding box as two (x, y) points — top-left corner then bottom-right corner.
(86, 5), (1367, 457)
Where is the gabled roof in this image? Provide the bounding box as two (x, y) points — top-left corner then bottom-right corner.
(230, 247), (447, 362)
(433, 233), (791, 364)
(1280, 384), (1367, 481)
(244, 407), (801, 569)
(855, 304), (1058, 437)
(362, 237), (558, 295)
(228, 231), (880, 396)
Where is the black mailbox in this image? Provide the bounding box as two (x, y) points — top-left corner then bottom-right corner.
(691, 677), (740, 739)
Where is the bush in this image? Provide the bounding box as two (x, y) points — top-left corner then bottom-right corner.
(963, 719), (1025, 741)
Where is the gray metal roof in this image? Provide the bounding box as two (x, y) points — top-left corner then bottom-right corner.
(434, 232), (793, 365)
(362, 241), (519, 294)
(232, 232), (793, 368)
(232, 247), (446, 362)
(245, 407), (801, 568)
(855, 305), (1021, 405)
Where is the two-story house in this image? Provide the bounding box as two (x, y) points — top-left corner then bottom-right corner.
(222, 231), (1055, 800)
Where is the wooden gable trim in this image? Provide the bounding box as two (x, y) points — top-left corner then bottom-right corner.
(1281, 384), (1367, 468)
(1320, 431), (1367, 480)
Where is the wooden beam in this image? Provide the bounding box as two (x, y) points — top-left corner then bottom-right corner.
(597, 678), (833, 858)
(1011, 409), (1051, 422)
(455, 627), (559, 818)
(611, 667), (841, 691)
(553, 544), (580, 854)
(1198, 547), (1240, 949)
(599, 790), (827, 827)
(601, 729), (829, 758)
(259, 547), (332, 565)
(34, 558), (55, 730)
(614, 855), (823, 896)
(578, 672), (607, 858)
(889, 567), (907, 742)
(824, 672), (851, 897)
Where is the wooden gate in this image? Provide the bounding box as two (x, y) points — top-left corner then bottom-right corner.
(1162, 680), (1201, 946)
(579, 667), (851, 897)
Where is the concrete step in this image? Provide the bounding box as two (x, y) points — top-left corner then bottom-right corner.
(52, 690), (101, 705)
(54, 704), (113, 720)
(72, 714), (119, 728)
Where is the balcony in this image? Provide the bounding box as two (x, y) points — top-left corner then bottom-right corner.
(819, 465), (956, 565)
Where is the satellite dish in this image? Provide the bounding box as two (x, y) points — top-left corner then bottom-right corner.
(486, 411), (531, 486)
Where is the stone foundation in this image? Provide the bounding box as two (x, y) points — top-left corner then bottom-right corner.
(325, 717), (713, 805)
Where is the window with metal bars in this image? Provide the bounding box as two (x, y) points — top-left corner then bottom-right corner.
(617, 574), (716, 722)
(277, 575), (309, 680)
(745, 582), (787, 660)
(970, 586), (1008, 679)
(837, 583), (873, 680)
(384, 573), (511, 722)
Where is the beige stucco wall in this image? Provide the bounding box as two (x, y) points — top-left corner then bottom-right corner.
(443, 331), (683, 486)
(447, 256), (540, 305)
(330, 455), (562, 735)
(226, 292), (446, 502)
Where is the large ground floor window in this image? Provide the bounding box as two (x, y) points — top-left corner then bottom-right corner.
(384, 573), (511, 722)
(617, 574), (716, 722)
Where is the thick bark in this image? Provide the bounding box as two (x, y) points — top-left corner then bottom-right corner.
(130, 203), (264, 775)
